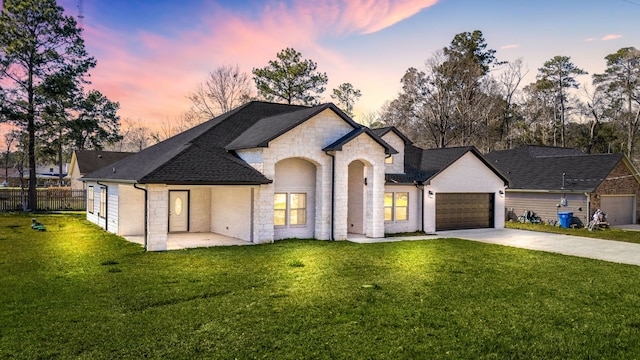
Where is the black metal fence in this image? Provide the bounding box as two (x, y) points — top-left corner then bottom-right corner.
(0, 188), (86, 211)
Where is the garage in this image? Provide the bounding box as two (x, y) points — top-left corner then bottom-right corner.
(600, 195), (635, 225)
(436, 193), (494, 231)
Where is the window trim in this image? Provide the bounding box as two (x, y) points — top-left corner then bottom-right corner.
(274, 192), (307, 227)
(87, 186), (94, 214)
(99, 186), (107, 219)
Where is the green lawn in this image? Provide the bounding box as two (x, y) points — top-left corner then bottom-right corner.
(2, 212), (640, 359)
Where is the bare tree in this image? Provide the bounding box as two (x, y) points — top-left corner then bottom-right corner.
(497, 58), (527, 148)
(108, 118), (152, 152)
(2, 129), (17, 185)
(151, 110), (203, 143)
(187, 64), (253, 120)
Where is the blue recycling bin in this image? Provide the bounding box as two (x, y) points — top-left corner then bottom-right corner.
(558, 212), (573, 228)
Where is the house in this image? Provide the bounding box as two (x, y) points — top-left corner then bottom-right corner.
(10, 163), (71, 187)
(68, 150), (134, 190)
(82, 101), (508, 251)
(486, 146), (640, 226)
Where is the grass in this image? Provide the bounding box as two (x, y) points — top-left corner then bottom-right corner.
(2, 212), (640, 359)
(506, 221), (640, 244)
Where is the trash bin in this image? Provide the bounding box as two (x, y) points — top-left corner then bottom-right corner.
(558, 211), (573, 228)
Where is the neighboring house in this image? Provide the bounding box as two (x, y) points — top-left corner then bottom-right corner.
(14, 163), (71, 187)
(68, 150), (134, 190)
(82, 101), (508, 251)
(486, 146), (640, 226)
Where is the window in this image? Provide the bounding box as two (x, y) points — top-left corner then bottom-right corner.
(274, 193), (307, 226)
(385, 156), (393, 164)
(274, 193), (287, 226)
(384, 192), (408, 221)
(99, 187), (107, 219)
(289, 193), (306, 225)
(87, 186), (94, 213)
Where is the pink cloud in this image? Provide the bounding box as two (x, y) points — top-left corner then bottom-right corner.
(601, 34), (623, 41)
(81, 1), (440, 125)
(584, 38), (596, 42)
(501, 44), (520, 49)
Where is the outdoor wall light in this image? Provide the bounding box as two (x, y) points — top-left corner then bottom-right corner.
(364, 177), (367, 186)
(428, 190), (434, 198)
(499, 190), (504, 195)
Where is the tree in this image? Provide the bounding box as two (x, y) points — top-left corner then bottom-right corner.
(188, 64), (253, 120)
(67, 90), (121, 150)
(534, 56), (587, 147)
(593, 47), (640, 159)
(2, 129), (17, 185)
(0, 0), (95, 209)
(330, 83), (361, 118)
(252, 48), (328, 105)
(497, 58), (527, 149)
(380, 31), (502, 149)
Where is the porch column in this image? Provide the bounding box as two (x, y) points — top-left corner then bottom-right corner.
(333, 155), (349, 240)
(147, 184), (168, 251)
(367, 163), (385, 238)
(255, 183), (275, 243)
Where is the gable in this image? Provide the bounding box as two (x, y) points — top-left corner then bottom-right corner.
(271, 108), (355, 151)
(430, 152), (505, 191)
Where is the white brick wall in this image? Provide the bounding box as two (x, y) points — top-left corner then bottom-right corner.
(424, 152), (506, 233)
(380, 131), (405, 174)
(384, 185), (421, 234)
(146, 184), (168, 251)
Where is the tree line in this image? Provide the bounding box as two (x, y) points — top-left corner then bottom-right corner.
(379, 30), (640, 165)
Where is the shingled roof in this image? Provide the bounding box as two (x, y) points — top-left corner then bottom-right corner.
(71, 150), (134, 175)
(384, 142), (508, 185)
(82, 101), (383, 185)
(485, 145), (625, 192)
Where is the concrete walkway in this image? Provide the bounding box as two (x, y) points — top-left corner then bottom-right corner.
(349, 228), (640, 266)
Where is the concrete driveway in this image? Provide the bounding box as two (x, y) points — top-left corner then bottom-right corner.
(350, 228), (640, 266)
(435, 228), (640, 266)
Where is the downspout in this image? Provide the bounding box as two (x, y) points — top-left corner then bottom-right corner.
(97, 181), (108, 232)
(414, 180), (424, 232)
(325, 150), (335, 241)
(134, 183), (148, 251)
(585, 192), (591, 226)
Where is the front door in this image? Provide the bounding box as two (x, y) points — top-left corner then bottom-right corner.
(169, 191), (189, 232)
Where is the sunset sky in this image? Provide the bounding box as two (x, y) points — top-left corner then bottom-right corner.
(55, 0), (640, 126)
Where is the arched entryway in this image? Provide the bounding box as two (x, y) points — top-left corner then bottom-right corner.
(274, 157), (317, 240)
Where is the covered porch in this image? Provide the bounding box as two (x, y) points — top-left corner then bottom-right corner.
(124, 232), (253, 250)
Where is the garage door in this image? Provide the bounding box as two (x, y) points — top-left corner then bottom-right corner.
(436, 193), (494, 231)
(600, 196), (635, 225)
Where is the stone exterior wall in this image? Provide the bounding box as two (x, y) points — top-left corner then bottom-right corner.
(591, 159), (640, 223)
(383, 184), (421, 234)
(380, 131), (405, 174)
(146, 184), (168, 251)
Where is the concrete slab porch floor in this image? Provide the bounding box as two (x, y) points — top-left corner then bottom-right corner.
(123, 232), (252, 250)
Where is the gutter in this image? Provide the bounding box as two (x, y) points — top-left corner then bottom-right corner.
(133, 183), (148, 251)
(414, 181), (425, 232)
(325, 150), (336, 241)
(96, 181), (108, 232)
